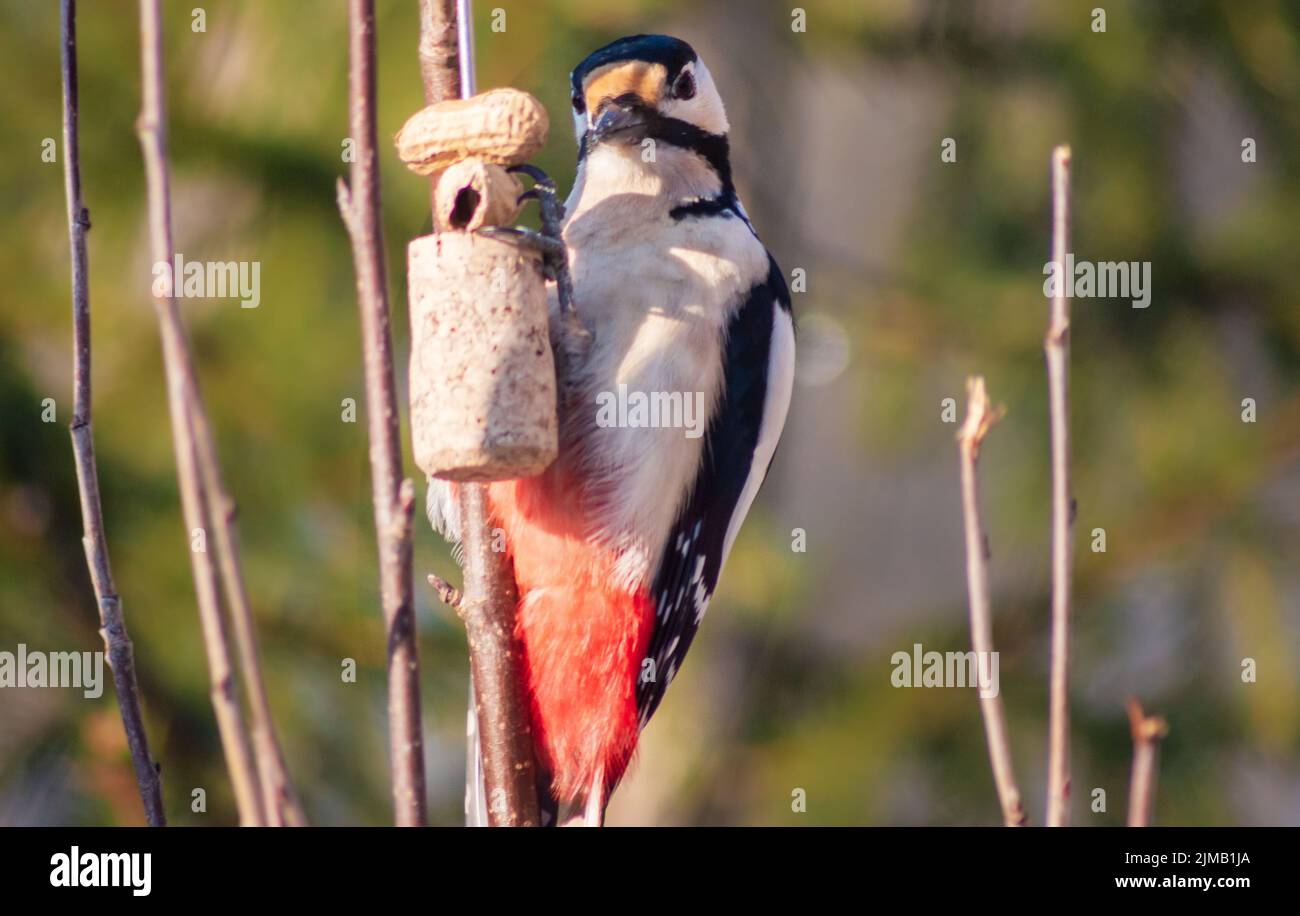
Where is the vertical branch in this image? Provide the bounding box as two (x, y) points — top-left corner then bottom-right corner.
(337, 0), (428, 827)
(1125, 700), (1168, 827)
(417, 0), (460, 106)
(136, 0), (285, 826)
(417, 0), (540, 827)
(957, 377), (1026, 827)
(457, 487), (538, 826)
(61, 0), (166, 828)
(1044, 144), (1074, 827)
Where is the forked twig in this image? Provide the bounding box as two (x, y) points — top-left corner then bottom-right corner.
(416, 0), (540, 826)
(136, 0), (302, 826)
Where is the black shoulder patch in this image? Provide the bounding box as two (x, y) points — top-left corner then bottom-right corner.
(765, 253), (793, 315)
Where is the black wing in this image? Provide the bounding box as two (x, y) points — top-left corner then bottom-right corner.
(636, 255), (792, 727)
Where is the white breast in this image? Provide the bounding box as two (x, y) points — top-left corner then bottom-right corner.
(559, 144), (770, 590)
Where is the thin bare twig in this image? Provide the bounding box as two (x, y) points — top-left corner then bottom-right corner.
(137, 0), (304, 826)
(338, 0), (427, 827)
(61, 0), (166, 828)
(1045, 144), (1074, 827)
(427, 573), (462, 609)
(147, 14), (303, 828)
(957, 377), (1025, 827)
(1125, 699), (1168, 827)
(194, 436), (306, 826)
(417, 0), (540, 826)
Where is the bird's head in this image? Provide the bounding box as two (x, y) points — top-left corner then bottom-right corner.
(569, 35), (729, 152)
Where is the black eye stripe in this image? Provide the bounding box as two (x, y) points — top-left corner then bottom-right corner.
(571, 91), (585, 113)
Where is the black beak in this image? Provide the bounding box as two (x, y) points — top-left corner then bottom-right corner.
(591, 94), (654, 144)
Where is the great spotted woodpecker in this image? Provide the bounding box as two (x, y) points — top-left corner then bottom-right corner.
(429, 34), (795, 825)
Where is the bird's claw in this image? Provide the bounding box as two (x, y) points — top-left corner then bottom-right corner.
(490, 165), (591, 402)
(508, 163), (558, 193)
(502, 165), (580, 325)
(479, 225), (566, 263)
(508, 164), (566, 239)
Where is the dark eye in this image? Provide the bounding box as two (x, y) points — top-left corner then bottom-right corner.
(571, 91), (585, 114)
(673, 71), (695, 100)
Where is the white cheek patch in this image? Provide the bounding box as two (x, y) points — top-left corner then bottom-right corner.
(659, 60), (728, 136)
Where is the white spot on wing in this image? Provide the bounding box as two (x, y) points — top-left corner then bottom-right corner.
(694, 582), (711, 623)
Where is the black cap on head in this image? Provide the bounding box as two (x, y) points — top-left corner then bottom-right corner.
(571, 34), (697, 96)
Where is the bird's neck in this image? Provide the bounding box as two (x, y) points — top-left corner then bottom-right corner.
(565, 139), (733, 227)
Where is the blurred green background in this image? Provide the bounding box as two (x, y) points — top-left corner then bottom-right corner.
(2, 0), (1298, 826)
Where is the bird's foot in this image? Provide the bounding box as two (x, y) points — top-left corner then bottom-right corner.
(481, 165), (591, 404)
(509, 164), (564, 237)
(478, 225), (565, 262)
(508, 165), (578, 319)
